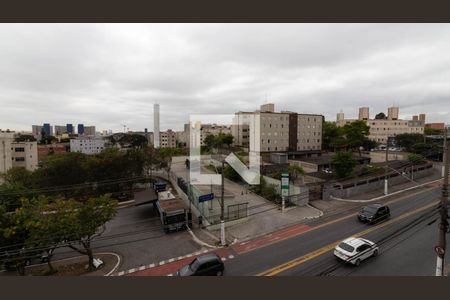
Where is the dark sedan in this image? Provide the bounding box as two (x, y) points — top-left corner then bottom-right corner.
(175, 253), (224, 276)
(357, 204), (390, 224)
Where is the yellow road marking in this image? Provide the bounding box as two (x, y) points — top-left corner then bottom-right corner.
(257, 200), (438, 276)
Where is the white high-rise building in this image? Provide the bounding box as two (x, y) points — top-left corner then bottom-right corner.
(154, 103), (160, 148)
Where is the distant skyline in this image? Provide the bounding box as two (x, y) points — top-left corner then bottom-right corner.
(1, 24), (450, 133)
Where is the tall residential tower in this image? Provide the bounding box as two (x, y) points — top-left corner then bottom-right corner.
(153, 103), (160, 148)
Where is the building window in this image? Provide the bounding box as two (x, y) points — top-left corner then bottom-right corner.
(15, 147), (25, 152)
(15, 157), (25, 162)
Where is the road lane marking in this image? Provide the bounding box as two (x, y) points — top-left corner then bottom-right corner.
(235, 186), (439, 255)
(257, 200), (438, 276)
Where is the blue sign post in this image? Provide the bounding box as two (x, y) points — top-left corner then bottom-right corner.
(198, 193), (215, 203)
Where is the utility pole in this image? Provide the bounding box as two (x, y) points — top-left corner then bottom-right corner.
(384, 137), (389, 195)
(443, 131), (448, 178)
(436, 128), (449, 276)
(220, 159), (226, 246)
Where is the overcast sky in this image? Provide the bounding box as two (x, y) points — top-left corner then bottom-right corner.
(1, 23), (450, 133)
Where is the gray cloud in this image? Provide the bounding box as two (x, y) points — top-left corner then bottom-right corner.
(1, 24), (450, 132)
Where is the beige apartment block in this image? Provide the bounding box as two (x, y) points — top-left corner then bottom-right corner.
(232, 104), (323, 153)
(180, 123), (231, 148)
(160, 129), (177, 148)
(337, 106), (425, 144)
(0, 132), (14, 174)
(1, 132), (38, 173)
(260, 112), (290, 152)
(297, 114), (323, 151)
(11, 141), (38, 171)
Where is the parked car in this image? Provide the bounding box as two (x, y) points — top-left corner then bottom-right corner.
(175, 253), (224, 276)
(357, 203), (390, 224)
(334, 237), (379, 266)
(323, 168), (333, 174)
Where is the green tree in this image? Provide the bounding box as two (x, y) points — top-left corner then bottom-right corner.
(331, 151), (357, 179)
(20, 196), (72, 274)
(34, 152), (89, 198)
(375, 112), (387, 120)
(271, 171), (282, 180)
(395, 133), (424, 152)
(14, 134), (36, 142)
(407, 153), (426, 165)
(0, 198), (41, 275)
(411, 142), (442, 160)
(322, 121), (340, 151)
(65, 195), (117, 270)
(2, 167), (35, 188)
(203, 134), (216, 150)
(424, 127), (443, 135)
(250, 176), (280, 203)
(118, 134), (149, 148)
(287, 164), (306, 184)
(341, 120), (370, 155)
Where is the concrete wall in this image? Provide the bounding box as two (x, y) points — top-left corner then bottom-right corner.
(323, 165), (434, 199)
(263, 175), (309, 206)
(366, 151), (408, 163)
(289, 160), (317, 173)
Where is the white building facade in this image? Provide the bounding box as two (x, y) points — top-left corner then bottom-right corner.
(70, 137), (106, 155)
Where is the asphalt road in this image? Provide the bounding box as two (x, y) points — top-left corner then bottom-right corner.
(224, 186), (448, 276)
(25, 202), (201, 273)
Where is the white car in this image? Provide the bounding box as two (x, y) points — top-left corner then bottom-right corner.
(334, 237), (379, 266)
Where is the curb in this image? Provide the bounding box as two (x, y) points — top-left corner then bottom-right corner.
(304, 204), (324, 219)
(114, 249), (213, 276)
(117, 200), (136, 209)
(330, 178), (443, 203)
(186, 227), (219, 249)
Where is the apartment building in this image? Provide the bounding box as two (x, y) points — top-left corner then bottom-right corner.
(11, 141), (38, 171)
(160, 129), (177, 148)
(1, 131), (38, 173)
(32, 125), (43, 137)
(178, 123), (232, 148)
(425, 123), (445, 130)
(83, 126), (96, 136)
(232, 104), (323, 153)
(336, 106), (425, 144)
(70, 137), (106, 154)
(0, 132), (14, 173)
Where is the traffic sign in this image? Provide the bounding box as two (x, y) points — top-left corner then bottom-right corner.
(198, 193), (214, 203)
(435, 246), (445, 256)
(281, 172), (289, 197)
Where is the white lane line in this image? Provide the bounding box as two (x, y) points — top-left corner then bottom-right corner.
(168, 258), (175, 263)
(129, 268), (136, 273)
(159, 261), (166, 265)
(149, 263), (155, 268)
(202, 250), (209, 253)
(117, 271), (125, 276)
(221, 257), (226, 261)
(186, 254), (193, 257)
(138, 266), (146, 271)
(228, 255), (234, 259)
(177, 256), (183, 260)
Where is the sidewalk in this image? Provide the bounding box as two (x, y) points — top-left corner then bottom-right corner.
(1, 252), (121, 276)
(337, 170), (442, 201)
(208, 204), (322, 242)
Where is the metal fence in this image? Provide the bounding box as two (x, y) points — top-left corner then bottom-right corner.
(227, 202), (249, 221)
(286, 190), (309, 207)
